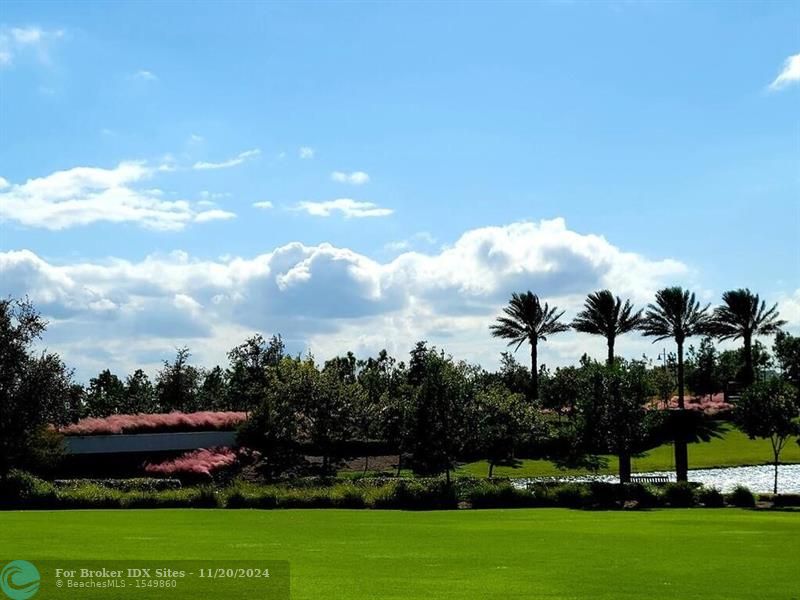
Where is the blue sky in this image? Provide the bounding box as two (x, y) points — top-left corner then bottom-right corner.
(1, 1), (798, 380)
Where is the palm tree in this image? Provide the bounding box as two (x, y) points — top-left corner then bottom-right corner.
(571, 290), (643, 365)
(640, 287), (711, 482)
(490, 291), (570, 400)
(710, 289), (786, 386)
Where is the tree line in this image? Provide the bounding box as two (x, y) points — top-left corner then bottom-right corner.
(1, 287), (798, 491)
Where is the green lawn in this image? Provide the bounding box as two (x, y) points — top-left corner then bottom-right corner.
(459, 425), (800, 478)
(1, 509), (798, 599)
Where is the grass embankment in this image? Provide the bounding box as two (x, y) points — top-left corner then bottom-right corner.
(1, 509), (798, 599)
(459, 425), (800, 478)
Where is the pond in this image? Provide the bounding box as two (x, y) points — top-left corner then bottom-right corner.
(513, 463), (800, 494)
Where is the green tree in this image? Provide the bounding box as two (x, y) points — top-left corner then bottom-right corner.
(156, 347), (202, 412)
(490, 291), (570, 400)
(640, 287), (711, 482)
(226, 334), (283, 412)
(773, 331), (800, 393)
(197, 366), (227, 411)
(472, 385), (540, 477)
(572, 360), (661, 483)
(85, 369), (126, 417)
(123, 369), (156, 414)
(571, 290), (643, 365)
(0, 298), (72, 479)
(710, 289), (785, 386)
(685, 337), (720, 401)
(734, 379), (800, 494)
(237, 358), (303, 479)
(404, 343), (474, 482)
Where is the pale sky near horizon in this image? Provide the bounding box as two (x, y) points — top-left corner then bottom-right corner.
(1, 1), (798, 381)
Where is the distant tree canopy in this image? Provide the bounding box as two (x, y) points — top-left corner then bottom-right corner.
(0, 298), (74, 478)
(3, 287), (796, 484)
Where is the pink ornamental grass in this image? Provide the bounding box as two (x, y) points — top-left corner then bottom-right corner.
(60, 411), (248, 436)
(144, 447), (237, 478)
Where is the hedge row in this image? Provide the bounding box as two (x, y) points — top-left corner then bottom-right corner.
(0, 471), (784, 511)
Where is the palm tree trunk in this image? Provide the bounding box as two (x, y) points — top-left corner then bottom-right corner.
(530, 340), (539, 400)
(618, 451), (631, 484)
(675, 341), (689, 482)
(607, 337), (615, 366)
(743, 334), (754, 386)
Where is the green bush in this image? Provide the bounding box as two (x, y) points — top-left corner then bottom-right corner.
(697, 487), (725, 508)
(661, 482), (697, 508)
(54, 478), (182, 492)
(552, 483), (590, 509)
(727, 485), (756, 508)
(465, 480), (538, 509)
(772, 493), (800, 507)
(393, 479), (458, 510)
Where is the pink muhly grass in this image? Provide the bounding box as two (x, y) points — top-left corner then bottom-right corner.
(144, 447), (237, 477)
(60, 411), (248, 436)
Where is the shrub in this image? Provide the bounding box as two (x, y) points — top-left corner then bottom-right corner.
(621, 483), (660, 509)
(697, 487), (725, 508)
(661, 482), (697, 508)
(552, 483), (590, 509)
(329, 484), (367, 508)
(465, 480), (538, 509)
(394, 479), (457, 510)
(727, 485), (756, 508)
(53, 478), (182, 492)
(772, 493), (800, 507)
(0, 470), (57, 509)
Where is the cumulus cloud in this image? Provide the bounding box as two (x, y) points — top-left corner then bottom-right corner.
(0, 218), (703, 379)
(777, 289), (800, 330)
(769, 53), (800, 91)
(298, 146), (315, 159)
(294, 198), (393, 218)
(253, 201), (273, 209)
(0, 162), (237, 230)
(331, 171), (370, 185)
(193, 149), (261, 170)
(0, 25), (64, 67)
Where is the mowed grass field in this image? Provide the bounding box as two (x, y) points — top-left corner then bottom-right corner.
(2, 509), (799, 599)
(459, 425), (800, 478)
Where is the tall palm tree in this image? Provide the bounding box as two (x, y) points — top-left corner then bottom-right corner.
(710, 289), (786, 386)
(490, 291), (570, 400)
(639, 287), (711, 482)
(571, 290), (643, 365)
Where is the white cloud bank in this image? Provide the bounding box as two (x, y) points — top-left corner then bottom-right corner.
(769, 53), (800, 91)
(0, 218), (707, 379)
(294, 198), (393, 218)
(0, 162), (235, 230)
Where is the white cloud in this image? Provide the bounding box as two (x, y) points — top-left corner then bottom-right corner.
(189, 134), (204, 143)
(331, 171), (370, 185)
(778, 289), (800, 330)
(193, 149), (261, 170)
(0, 25), (64, 67)
(299, 146), (315, 159)
(253, 201), (274, 209)
(0, 219), (703, 379)
(132, 69), (158, 81)
(194, 209), (236, 223)
(0, 162), (237, 230)
(769, 53), (800, 91)
(294, 198), (393, 218)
